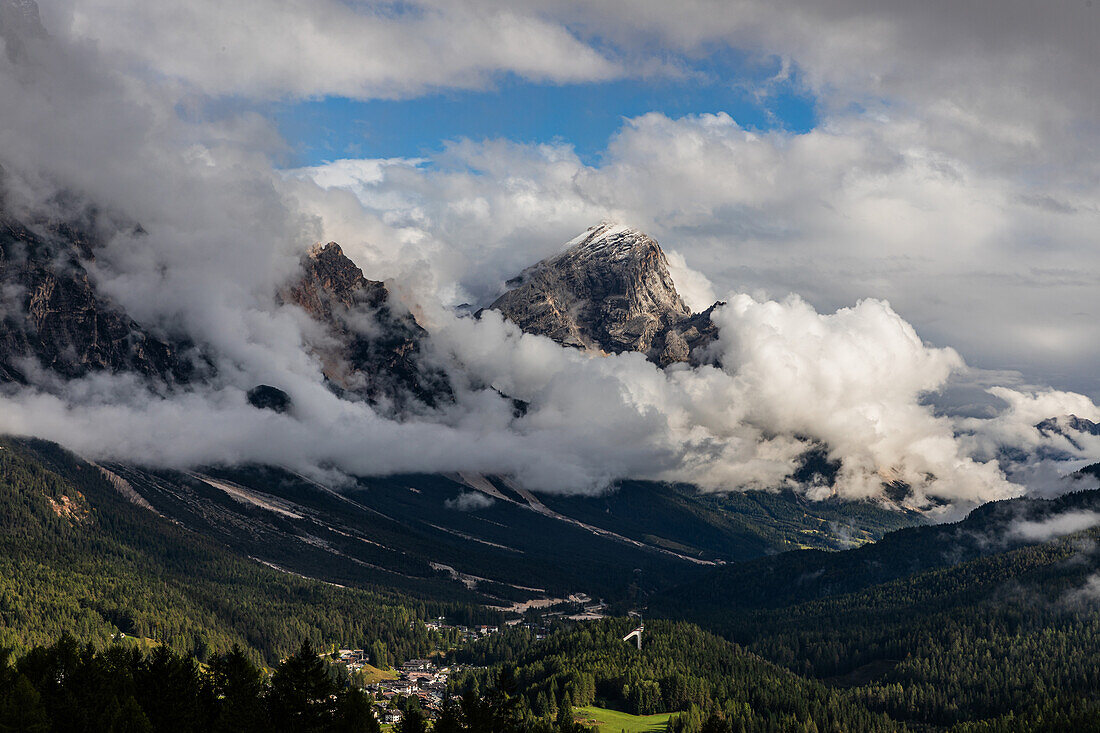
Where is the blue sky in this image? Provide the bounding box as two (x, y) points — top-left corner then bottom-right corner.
(271, 51), (817, 167)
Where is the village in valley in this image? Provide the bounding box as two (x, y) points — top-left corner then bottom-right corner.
(326, 619), (506, 727)
(335, 652), (450, 727)
(326, 596), (611, 727)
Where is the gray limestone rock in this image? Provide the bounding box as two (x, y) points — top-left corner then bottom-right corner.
(0, 206), (197, 386)
(282, 242), (452, 409)
(490, 223), (722, 367)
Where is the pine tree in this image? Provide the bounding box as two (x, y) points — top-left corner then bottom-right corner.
(208, 645), (268, 733)
(434, 696), (464, 733)
(334, 687), (381, 733)
(112, 696), (154, 733)
(0, 674), (49, 733)
(268, 640), (338, 733)
(394, 707), (428, 733)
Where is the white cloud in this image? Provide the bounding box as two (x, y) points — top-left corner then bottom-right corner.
(662, 247), (717, 313)
(706, 294), (1010, 504)
(281, 110), (1100, 507)
(1009, 510), (1100, 543)
(446, 491), (495, 511)
(54, 0), (620, 99)
(1, 1), (1098, 516)
(958, 387), (1100, 465)
(288, 111), (1100, 399)
(49, 0), (1100, 160)
(501, 1), (1100, 173)
(1066, 573), (1100, 607)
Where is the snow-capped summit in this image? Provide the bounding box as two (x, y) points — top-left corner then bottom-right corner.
(563, 222), (664, 262)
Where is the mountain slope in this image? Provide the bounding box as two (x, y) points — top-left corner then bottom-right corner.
(0, 437), (483, 663)
(98, 462), (917, 607)
(0, 199), (923, 613)
(535, 481), (919, 560)
(650, 486), (1100, 613)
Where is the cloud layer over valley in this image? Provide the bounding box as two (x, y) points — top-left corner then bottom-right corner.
(1, 0), (1098, 518)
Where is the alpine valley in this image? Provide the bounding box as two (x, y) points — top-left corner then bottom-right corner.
(3, 2), (1100, 731)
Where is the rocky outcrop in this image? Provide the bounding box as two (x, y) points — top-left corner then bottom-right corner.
(0, 211), (196, 385)
(246, 385), (291, 414)
(489, 223), (722, 366)
(283, 242), (451, 409)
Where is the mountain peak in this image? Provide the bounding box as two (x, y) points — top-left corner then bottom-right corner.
(283, 242), (451, 409)
(490, 224), (719, 365)
(307, 240), (346, 261)
(1036, 414), (1100, 434)
(293, 241), (385, 317)
(563, 221), (654, 260)
(553, 221), (669, 267)
(1035, 415), (1100, 453)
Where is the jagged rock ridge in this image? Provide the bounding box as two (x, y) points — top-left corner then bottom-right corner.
(282, 242), (451, 409)
(489, 223), (721, 366)
(0, 179), (448, 409)
(0, 207), (195, 385)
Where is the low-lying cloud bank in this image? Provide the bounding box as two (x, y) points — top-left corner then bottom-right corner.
(0, 2), (1098, 518)
(1009, 510), (1100, 543)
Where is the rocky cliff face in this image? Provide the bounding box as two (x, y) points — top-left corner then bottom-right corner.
(489, 223), (721, 366)
(283, 242), (451, 409)
(0, 210), (196, 385)
(0, 186), (448, 409)
(0, 0), (46, 61)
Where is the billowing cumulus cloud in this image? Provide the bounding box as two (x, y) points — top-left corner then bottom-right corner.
(290, 110), (1100, 398)
(958, 387), (1100, 467)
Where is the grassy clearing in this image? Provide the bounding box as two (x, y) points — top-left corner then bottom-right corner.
(358, 663), (399, 683)
(573, 705), (673, 732)
(116, 635), (161, 652)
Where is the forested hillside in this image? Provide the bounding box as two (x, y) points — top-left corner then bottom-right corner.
(0, 438), (490, 665)
(451, 619), (900, 732)
(7, 432), (1100, 731)
(651, 488), (1100, 613)
(651, 490), (1100, 729)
